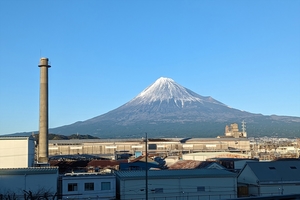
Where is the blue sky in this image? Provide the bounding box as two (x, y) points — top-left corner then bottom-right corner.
(0, 1), (299, 135)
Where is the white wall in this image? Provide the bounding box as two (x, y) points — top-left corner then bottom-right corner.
(60, 174), (116, 200)
(238, 165), (258, 185)
(0, 137), (35, 168)
(119, 176), (237, 200)
(259, 184), (300, 196)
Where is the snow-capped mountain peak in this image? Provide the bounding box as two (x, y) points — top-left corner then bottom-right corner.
(129, 77), (221, 107)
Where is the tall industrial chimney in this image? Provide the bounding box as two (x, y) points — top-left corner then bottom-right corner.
(38, 57), (51, 163)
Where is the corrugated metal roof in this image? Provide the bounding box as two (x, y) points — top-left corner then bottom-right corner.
(168, 160), (224, 170)
(185, 138), (249, 142)
(0, 136), (34, 140)
(183, 152), (249, 157)
(245, 160), (300, 183)
(0, 167), (58, 175)
(116, 169), (236, 180)
(48, 137), (249, 144)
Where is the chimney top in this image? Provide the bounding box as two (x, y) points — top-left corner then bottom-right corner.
(39, 57), (51, 67)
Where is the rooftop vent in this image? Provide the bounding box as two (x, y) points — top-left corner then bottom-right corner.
(269, 167), (276, 170)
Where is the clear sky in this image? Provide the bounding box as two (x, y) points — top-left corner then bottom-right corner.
(0, 1), (299, 135)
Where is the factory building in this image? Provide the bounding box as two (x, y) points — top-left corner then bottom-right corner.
(48, 137), (250, 157)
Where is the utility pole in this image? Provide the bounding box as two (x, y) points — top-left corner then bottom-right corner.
(145, 132), (148, 200)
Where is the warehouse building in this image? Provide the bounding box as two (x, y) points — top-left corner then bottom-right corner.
(115, 169), (237, 200)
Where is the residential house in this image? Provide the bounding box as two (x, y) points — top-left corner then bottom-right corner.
(119, 156), (160, 170)
(210, 158), (259, 172)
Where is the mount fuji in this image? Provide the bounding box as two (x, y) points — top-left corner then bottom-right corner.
(50, 77), (300, 138)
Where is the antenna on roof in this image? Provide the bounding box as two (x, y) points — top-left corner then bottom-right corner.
(242, 120), (246, 136)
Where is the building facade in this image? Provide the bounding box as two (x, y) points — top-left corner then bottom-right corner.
(58, 173), (116, 199)
(116, 169), (237, 200)
(238, 160), (300, 197)
(0, 136), (35, 168)
(48, 138), (250, 157)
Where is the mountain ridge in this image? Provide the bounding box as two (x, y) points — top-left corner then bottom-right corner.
(48, 77), (299, 138)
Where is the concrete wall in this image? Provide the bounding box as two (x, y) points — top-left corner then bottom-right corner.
(0, 137), (35, 168)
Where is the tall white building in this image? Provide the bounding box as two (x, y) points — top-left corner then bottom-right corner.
(0, 136), (35, 168)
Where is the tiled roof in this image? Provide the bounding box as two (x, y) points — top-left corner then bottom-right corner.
(168, 160), (224, 169)
(130, 156), (156, 163)
(168, 160), (201, 169)
(50, 160), (89, 173)
(87, 160), (127, 167)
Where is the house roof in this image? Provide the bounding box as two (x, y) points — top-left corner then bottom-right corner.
(212, 158), (259, 162)
(130, 156), (157, 164)
(168, 160), (224, 170)
(87, 160), (127, 168)
(116, 169), (236, 180)
(243, 160), (300, 183)
(50, 160), (90, 173)
(168, 160), (201, 169)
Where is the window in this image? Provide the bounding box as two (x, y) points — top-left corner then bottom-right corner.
(101, 182), (111, 190)
(290, 166), (297, 169)
(197, 186), (205, 192)
(68, 183), (78, 191)
(85, 182), (94, 191)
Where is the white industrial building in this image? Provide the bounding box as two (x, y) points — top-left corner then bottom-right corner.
(58, 173), (116, 199)
(182, 152), (251, 161)
(0, 136), (35, 168)
(0, 167), (58, 199)
(238, 160), (300, 197)
(48, 137), (250, 156)
(115, 169), (237, 200)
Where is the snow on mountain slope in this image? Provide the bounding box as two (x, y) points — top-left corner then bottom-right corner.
(127, 77), (225, 107)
